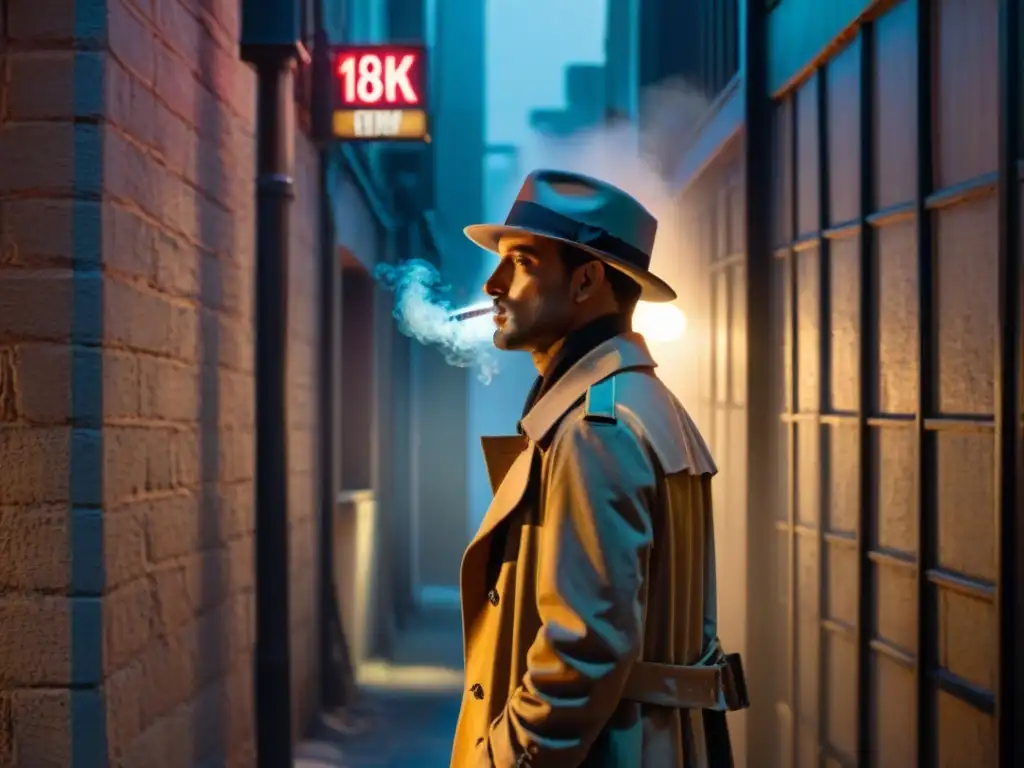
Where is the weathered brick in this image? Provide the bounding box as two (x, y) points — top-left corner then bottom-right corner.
(139, 355), (199, 423)
(6, 51), (78, 121)
(104, 425), (188, 506)
(154, 101), (197, 183)
(115, 703), (194, 768)
(192, 601), (232, 685)
(0, 124), (76, 196)
(0, 596), (71, 686)
(105, 57), (158, 149)
(162, 170), (200, 245)
(150, 563), (193, 637)
(0, 428), (69, 505)
(0, 504), (70, 592)
(2, 199), (77, 268)
(103, 278), (198, 361)
(154, 229), (199, 299)
(103, 128), (159, 216)
(172, 427), (200, 488)
(215, 316), (252, 374)
(186, 549), (230, 616)
(103, 350), (141, 420)
(226, 536), (252, 593)
(6, 0), (77, 40)
(155, 0), (202, 69)
(0, 348), (17, 423)
(218, 428), (253, 485)
(103, 504), (147, 590)
(108, 0), (156, 83)
(0, 270), (73, 343)
(103, 658), (147, 755)
(10, 689), (72, 767)
(220, 481), (253, 539)
(144, 491), (199, 563)
(195, 189), (235, 257)
(104, 577), (155, 671)
(0, 692), (11, 767)
(102, 201), (155, 282)
(218, 369), (253, 429)
(17, 343), (71, 424)
(154, 42), (195, 125)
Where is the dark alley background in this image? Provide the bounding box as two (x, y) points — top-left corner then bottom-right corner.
(0, 0), (1021, 766)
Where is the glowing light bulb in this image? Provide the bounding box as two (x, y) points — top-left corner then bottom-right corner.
(633, 301), (688, 343)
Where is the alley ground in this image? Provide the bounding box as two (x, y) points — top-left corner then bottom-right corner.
(295, 605), (464, 767)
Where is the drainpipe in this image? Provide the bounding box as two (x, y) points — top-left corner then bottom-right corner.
(240, 2), (299, 764)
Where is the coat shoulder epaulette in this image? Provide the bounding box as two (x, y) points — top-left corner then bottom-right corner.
(582, 375), (618, 424)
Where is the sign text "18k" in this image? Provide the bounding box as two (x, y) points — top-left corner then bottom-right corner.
(337, 54), (419, 106)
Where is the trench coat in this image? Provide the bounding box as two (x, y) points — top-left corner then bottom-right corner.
(451, 332), (747, 768)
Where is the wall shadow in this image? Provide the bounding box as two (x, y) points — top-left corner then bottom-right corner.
(192, 0), (228, 761)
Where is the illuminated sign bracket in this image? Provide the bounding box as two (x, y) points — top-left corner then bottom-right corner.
(311, 42), (430, 145)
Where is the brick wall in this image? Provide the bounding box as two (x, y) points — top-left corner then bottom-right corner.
(0, 0), (321, 764)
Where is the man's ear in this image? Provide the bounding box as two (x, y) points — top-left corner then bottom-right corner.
(573, 260), (606, 303)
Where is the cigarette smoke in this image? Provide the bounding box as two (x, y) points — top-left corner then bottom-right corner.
(373, 78), (712, 392)
(373, 259), (500, 384)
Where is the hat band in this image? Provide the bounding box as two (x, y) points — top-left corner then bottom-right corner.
(504, 201), (651, 270)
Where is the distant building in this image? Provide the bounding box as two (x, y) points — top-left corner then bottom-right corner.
(529, 64), (608, 137)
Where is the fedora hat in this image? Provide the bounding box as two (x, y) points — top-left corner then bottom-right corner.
(464, 169), (677, 302)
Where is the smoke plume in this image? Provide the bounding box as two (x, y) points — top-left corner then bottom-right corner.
(373, 78), (712, 390)
(374, 259), (500, 384)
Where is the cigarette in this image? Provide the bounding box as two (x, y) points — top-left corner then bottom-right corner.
(450, 302), (494, 321)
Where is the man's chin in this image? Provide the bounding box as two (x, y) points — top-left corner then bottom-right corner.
(492, 327), (526, 351)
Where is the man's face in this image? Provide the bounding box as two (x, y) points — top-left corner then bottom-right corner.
(483, 235), (576, 352)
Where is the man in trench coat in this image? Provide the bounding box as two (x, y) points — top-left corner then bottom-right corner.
(451, 170), (748, 768)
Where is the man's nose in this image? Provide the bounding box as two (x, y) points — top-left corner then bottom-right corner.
(483, 261), (511, 297)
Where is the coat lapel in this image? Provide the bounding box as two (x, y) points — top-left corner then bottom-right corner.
(480, 435), (528, 493)
(470, 443), (536, 547)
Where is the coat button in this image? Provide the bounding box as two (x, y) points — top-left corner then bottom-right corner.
(470, 683), (485, 699)
(487, 589), (500, 606)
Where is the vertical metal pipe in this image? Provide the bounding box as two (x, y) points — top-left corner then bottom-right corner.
(740, 0), (775, 760)
(995, 0), (1022, 762)
(855, 19), (876, 768)
(913, 0), (936, 764)
(253, 55), (295, 767)
(814, 65), (830, 764)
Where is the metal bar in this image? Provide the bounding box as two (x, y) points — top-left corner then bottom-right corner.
(913, 0), (936, 764)
(741, 0), (777, 753)
(855, 19), (876, 768)
(252, 54), (296, 767)
(995, 0), (1022, 762)
(787, 84), (800, 768)
(815, 63), (831, 766)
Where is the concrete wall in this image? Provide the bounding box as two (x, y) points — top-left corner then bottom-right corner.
(0, 0), (321, 763)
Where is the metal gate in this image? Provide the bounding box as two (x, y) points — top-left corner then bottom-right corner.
(764, 0), (1021, 765)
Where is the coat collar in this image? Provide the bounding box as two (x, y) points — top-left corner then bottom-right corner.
(465, 333), (657, 551)
(519, 332), (657, 445)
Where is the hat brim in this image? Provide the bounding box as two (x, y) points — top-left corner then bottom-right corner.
(464, 224), (678, 303)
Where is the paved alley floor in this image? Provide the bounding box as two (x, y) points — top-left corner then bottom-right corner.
(295, 605), (464, 768)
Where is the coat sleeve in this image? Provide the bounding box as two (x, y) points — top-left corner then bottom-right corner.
(482, 414), (657, 768)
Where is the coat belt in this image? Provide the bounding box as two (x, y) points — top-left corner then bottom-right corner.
(621, 652), (750, 712)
